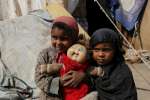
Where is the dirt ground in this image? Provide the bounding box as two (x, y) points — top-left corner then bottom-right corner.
(139, 0), (150, 51)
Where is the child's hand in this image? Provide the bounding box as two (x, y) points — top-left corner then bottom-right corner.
(90, 68), (98, 76)
(64, 71), (85, 87)
(59, 71), (85, 87)
(60, 73), (72, 87)
(40, 64), (47, 74)
(40, 64), (63, 74)
(47, 63), (63, 74)
(90, 67), (104, 77)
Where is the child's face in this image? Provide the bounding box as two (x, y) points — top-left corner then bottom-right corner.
(51, 27), (74, 53)
(67, 44), (87, 63)
(92, 43), (114, 65)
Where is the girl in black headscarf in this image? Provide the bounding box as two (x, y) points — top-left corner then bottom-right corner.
(88, 28), (137, 100)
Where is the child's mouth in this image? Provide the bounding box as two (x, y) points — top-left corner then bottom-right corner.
(56, 47), (63, 51)
(97, 59), (105, 64)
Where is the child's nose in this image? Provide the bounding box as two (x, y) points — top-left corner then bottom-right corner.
(56, 39), (61, 45)
(98, 51), (105, 57)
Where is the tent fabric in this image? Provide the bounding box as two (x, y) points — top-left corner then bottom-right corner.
(0, 10), (52, 98)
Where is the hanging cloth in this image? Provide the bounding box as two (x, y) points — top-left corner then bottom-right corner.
(112, 0), (147, 31)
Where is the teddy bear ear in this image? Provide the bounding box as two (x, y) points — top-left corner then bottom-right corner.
(78, 34), (84, 40)
(77, 34), (89, 49)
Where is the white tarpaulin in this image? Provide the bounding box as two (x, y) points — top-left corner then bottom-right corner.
(0, 0), (79, 20)
(0, 10), (53, 98)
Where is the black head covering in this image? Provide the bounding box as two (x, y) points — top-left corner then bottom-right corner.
(89, 28), (125, 63)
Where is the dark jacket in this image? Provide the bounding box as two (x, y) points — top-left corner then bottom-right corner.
(94, 62), (137, 100)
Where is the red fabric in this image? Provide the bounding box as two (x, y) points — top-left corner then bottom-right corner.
(53, 16), (79, 34)
(57, 53), (89, 100)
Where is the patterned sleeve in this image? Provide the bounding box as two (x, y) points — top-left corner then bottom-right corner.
(34, 48), (60, 95)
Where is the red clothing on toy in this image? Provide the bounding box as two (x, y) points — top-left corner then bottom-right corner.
(57, 52), (89, 100)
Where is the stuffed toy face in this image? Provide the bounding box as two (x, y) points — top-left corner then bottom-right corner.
(67, 44), (87, 63)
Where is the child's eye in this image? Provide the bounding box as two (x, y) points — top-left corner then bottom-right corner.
(102, 48), (113, 52)
(51, 36), (57, 40)
(93, 49), (99, 52)
(59, 37), (65, 41)
(92, 48), (113, 52)
(51, 36), (69, 41)
(59, 36), (69, 41)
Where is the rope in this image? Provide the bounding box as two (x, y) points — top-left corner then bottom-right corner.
(130, 22), (138, 47)
(94, 0), (150, 70)
(137, 87), (150, 92)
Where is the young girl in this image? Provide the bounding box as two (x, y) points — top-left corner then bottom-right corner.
(88, 28), (137, 100)
(34, 16), (87, 100)
(40, 43), (90, 100)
